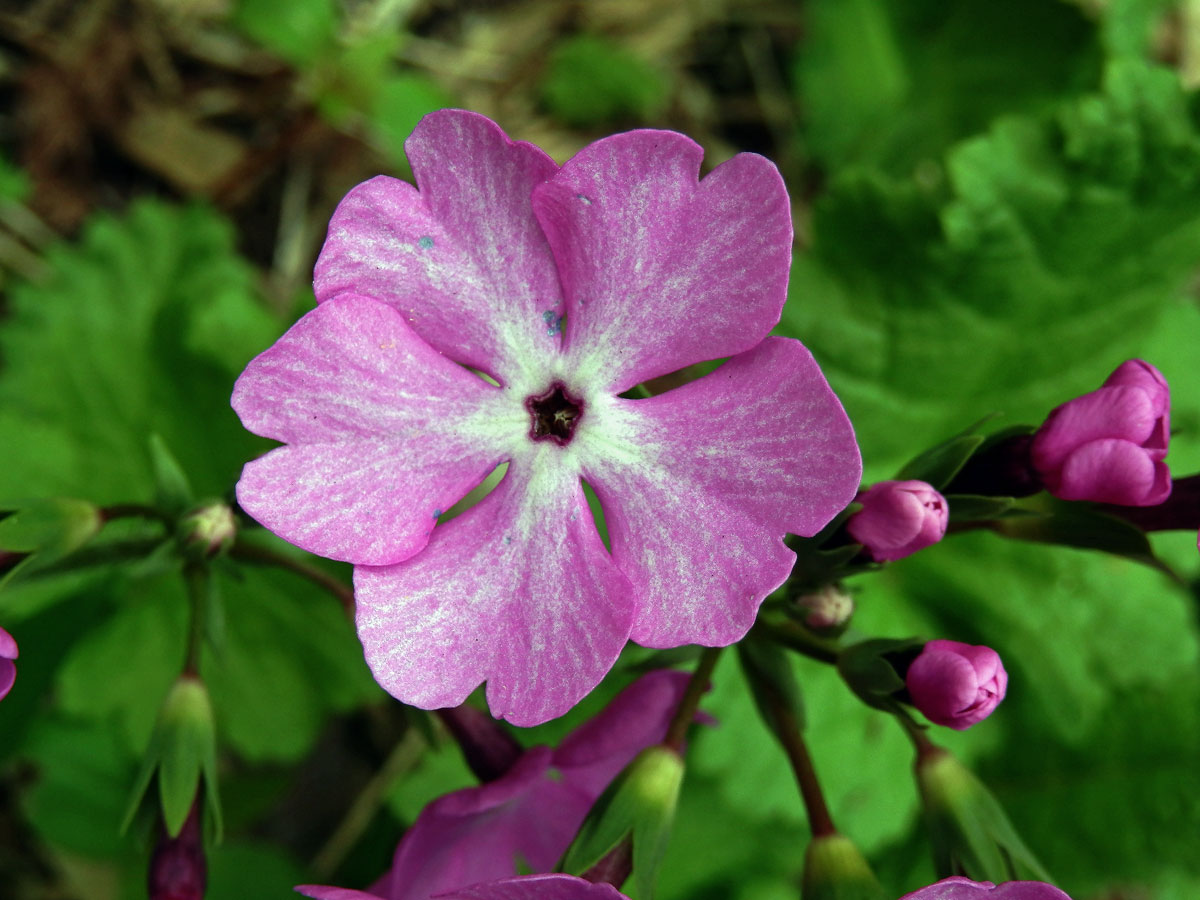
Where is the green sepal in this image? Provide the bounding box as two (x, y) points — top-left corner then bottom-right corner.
(559, 744), (684, 900)
(837, 637), (924, 713)
(896, 434), (986, 490)
(995, 499), (1163, 570)
(944, 494), (1018, 522)
(123, 676), (223, 842)
(917, 749), (1051, 883)
(0, 497), (102, 588)
(801, 833), (886, 900)
(149, 435), (195, 517)
(738, 635), (806, 736)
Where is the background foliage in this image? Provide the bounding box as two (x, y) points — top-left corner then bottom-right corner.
(1, 1), (1198, 899)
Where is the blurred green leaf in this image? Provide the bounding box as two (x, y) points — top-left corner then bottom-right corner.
(795, 0), (1101, 173)
(0, 150), (30, 203)
(369, 73), (454, 170)
(232, 0), (338, 67)
(783, 61), (1200, 477)
(542, 35), (668, 127)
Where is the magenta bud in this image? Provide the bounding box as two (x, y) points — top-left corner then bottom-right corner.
(906, 640), (1007, 730)
(1031, 359), (1170, 506)
(0, 626), (17, 702)
(847, 480), (948, 562)
(899, 877), (1071, 899)
(149, 799), (206, 900)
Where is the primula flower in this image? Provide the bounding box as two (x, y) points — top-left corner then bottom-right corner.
(0, 625), (17, 701)
(1031, 359), (1170, 506)
(233, 110), (861, 725)
(906, 640), (1007, 730)
(847, 480), (948, 562)
(297, 670), (688, 900)
(900, 877), (1071, 899)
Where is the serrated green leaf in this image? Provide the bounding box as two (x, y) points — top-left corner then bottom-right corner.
(0, 200), (278, 506)
(783, 61), (1200, 478)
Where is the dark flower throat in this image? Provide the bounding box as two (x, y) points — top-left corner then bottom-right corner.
(526, 383), (583, 446)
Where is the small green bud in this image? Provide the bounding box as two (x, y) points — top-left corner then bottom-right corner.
(560, 744), (685, 900)
(124, 676), (222, 841)
(177, 503), (237, 561)
(801, 833), (885, 900)
(916, 748), (1049, 884)
(0, 497), (102, 587)
(795, 584), (854, 632)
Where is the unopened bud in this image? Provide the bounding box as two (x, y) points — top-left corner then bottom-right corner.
(847, 480), (948, 562)
(905, 641), (1006, 730)
(149, 797), (206, 900)
(0, 625), (18, 702)
(178, 503), (236, 560)
(801, 832), (885, 900)
(796, 584), (854, 631)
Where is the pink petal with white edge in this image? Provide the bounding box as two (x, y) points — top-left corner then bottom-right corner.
(438, 875), (628, 900)
(314, 111), (564, 382)
(354, 452), (635, 726)
(233, 294), (519, 566)
(577, 337), (860, 647)
(533, 131), (792, 393)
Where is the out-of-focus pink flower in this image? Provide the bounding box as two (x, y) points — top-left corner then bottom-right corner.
(442, 875), (628, 900)
(232, 109), (861, 727)
(900, 876), (1072, 899)
(296, 670), (688, 900)
(906, 640), (1007, 730)
(0, 626), (17, 701)
(847, 480), (948, 562)
(1031, 359), (1170, 506)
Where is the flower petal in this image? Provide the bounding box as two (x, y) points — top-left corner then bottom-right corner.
(295, 888), (383, 900)
(533, 132), (792, 393)
(552, 669), (689, 796)
(438, 875), (628, 900)
(314, 111), (564, 382)
(1057, 438), (1171, 506)
(0, 658), (14, 701)
(233, 294), (519, 565)
(576, 337), (860, 646)
(1031, 386), (1160, 471)
(354, 453), (635, 726)
(381, 747), (590, 900)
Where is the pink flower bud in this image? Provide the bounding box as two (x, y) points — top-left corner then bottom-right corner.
(847, 480), (948, 562)
(148, 800), (206, 900)
(1031, 359), (1170, 506)
(906, 640), (1007, 730)
(0, 626), (17, 702)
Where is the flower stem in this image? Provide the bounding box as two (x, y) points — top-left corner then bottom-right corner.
(763, 683), (836, 838)
(230, 538), (354, 615)
(102, 503), (172, 527)
(754, 617), (840, 665)
(662, 646), (722, 752)
(182, 562), (209, 676)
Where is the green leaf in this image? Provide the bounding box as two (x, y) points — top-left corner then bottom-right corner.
(0, 150), (30, 204)
(0, 200), (279, 506)
(542, 35), (668, 127)
(993, 500), (1162, 567)
(369, 73), (453, 170)
(794, 0), (1101, 173)
(232, 0), (338, 67)
(783, 61), (1200, 477)
(149, 435), (195, 516)
(944, 495), (1018, 522)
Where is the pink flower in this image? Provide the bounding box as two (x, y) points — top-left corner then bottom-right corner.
(443, 876), (628, 900)
(296, 671), (687, 900)
(1031, 359), (1170, 506)
(906, 640), (1007, 730)
(900, 877), (1072, 899)
(0, 626), (17, 702)
(847, 480), (947, 562)
(232, 110), (861, 725)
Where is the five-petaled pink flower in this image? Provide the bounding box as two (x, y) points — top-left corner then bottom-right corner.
(232, 110), (861, 725)
(0, 625), (17, 702)
(899, 877), (1072, 899)
(906, 640), (1007, 730)
(1031, 359), (1170, 506)
(297, 670), (686, 900)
